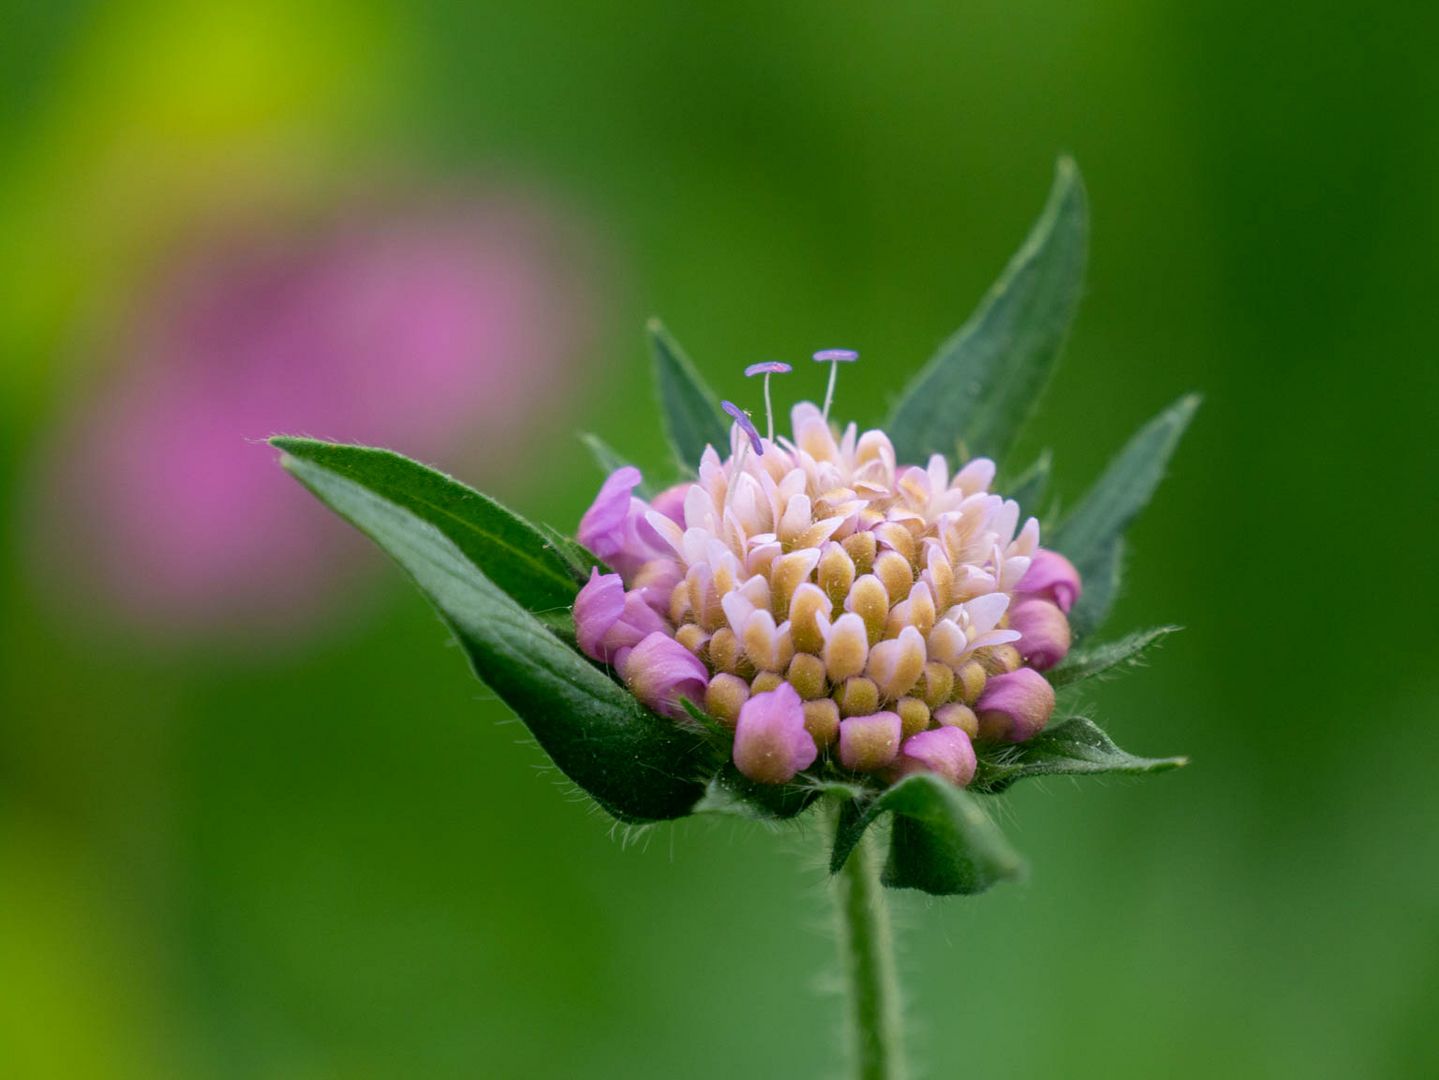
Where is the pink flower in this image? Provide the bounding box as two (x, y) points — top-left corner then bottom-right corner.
(975, 668), (1056, 742)
(898, 726), (977, 787)
(1007, 599), (1072, 671)
(573, 569), (668, 662)
(577, 467), (670, 580)
(1016, 548), (1082, 614)
(618, 631), (709, 720)
(732, 683), (818, 784)
(31, 192), (594, 641)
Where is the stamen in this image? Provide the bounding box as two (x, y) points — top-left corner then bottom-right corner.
(813, 348), (859, 421)
(721, 400), (764, 508)
(744, 361), (792, 441)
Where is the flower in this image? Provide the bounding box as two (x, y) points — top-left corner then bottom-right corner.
(733, 683), (819, 783)
(1008, 598), (1072, 671)
(1016, 548), (1082, 614)
(31, 192), (594, 641)
(574, 378), (1080, 787)
(974, 668), (1056, 742)
(898, 726), (978, 787)
(617, 632), (709, 720)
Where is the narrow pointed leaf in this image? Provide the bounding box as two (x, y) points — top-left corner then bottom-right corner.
(649, 318), (730, 470)
(1052, 393), (1199, 581)
(1067, 535), (1125, 639)
(974, 717), (1187, 794)
(535, 523), (607, 586)
(831, 774), (1024, 897)
(579, 432), (656, 498)
(888, 157), (1088, 465)
(1049, 625), (1180, 688)
(276, 446), (710, 823)
(272, 438), (580, 613)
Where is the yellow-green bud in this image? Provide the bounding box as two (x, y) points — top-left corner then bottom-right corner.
(897, 697), (931, 739)
(786, 652), (828, 700)
(803, 698), (841, 750)
(934, 702), (979, 737)
(704, 673), (750, 728)
(836, 675), (880, 717)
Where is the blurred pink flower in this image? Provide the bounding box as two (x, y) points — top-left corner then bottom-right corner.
(32, 191), (598, 641)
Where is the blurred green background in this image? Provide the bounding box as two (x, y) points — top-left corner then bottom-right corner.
(3, 2), (1437, 1077)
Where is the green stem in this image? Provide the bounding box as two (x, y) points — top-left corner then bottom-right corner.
(834, 818), (905, 1080)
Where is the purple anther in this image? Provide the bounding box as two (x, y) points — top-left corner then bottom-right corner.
(721, 400), (764, 454)
(744, 361), (793, 377)
(812, 349), (859, 363)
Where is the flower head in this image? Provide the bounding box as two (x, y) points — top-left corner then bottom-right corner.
(574, 374), (1079, 788)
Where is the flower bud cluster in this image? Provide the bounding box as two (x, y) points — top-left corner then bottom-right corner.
(575, 402), (1081, 790)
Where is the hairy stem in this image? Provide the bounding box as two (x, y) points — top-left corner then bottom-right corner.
(834, 817), (905, 1080)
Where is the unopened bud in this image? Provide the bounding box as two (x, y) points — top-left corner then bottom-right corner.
(674, 623), (710, 659)
(933, 702), (979, 737)
(733, 683), (819, 784)
(770, 548), (822, 619)
(897, 726), (977, 787)
(1008, 599), (1072, 671)
(919, 661), (954, 708)
(842, 530), (877, 575)
(818, 542), (856, 609)
(786, 652), (828, 700)
(822, 612), (870, 682)
(704, 672), (750, 728)
(955, 660), (988, 704)
(975, 667), (1055, 742)
(788, 583), (832, 655)
(838, 711), (903, 772)
(977, 643), (1023, 676)
(874, 550), (914, 605)
(751, 671), (784, 695)
(896, 697), (931, 739)
(803, 698), (841, 750)
(846, 574), (890, 644)
(1015, 548), (1082, 614)
(709, 627), (748, 676)
(836, 675), (880, 717)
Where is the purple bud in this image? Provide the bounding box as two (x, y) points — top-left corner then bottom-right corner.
(577, 466), (665, 579)
(1008, 598), (1073, 672)
(744, 361), (793, 377)
(618, 631), (710, 721)
(975, 667), (1055, 743)
(838, 711), (903, 772)
(1016, 548), (1082, 614)
(898, 726), (977, 787)
(721, 400), (764, 453)
(573, 569), (668, 662)
(812, 348), (859, 363)
(732, 683), (818, 784)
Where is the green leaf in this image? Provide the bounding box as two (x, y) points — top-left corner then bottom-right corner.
(649, 318), (730, 470)
(1006, 448), (1052, 516)
(1049, 625), (1180, 688)
(1052, 393), (1199, 588)
(974, 717), (1187, 794)
(1067, 535), (1125, 639)
(276, 444), (710, 823)
(888, 157), (1088, 465)
(534, 523), (607, 586)
(831, 774), (1024, 897)
(694, 765), (820, 820)
(579, 432), (656, 498)
(271, 438), (580, 614)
